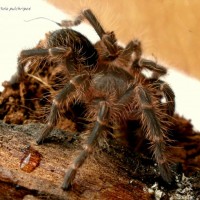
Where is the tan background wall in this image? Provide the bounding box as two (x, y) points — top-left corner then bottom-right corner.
(48, 0), (200, 80)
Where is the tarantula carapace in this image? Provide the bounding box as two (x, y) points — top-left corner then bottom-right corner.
(15, 9), (175, 190)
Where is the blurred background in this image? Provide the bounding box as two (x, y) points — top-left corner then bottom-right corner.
(48, 0), (200, 80)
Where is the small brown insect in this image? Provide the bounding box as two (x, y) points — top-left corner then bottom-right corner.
(20, 145), (41, 173)
(13, 9), (175, 190)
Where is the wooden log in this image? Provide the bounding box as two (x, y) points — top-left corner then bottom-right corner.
(0, 119), (200, 199)
(0, 121), (154, 200)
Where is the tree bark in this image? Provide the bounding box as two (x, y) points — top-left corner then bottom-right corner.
(0, 121), (153, 200)
(0, 120), (200, 200)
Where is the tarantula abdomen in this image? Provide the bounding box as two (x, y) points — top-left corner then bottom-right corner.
(46, 29), (99, 67)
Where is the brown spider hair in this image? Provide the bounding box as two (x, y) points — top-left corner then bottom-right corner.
(12, 9), (175, 190)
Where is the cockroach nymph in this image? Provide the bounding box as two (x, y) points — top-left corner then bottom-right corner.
(13, 9), (175, 190)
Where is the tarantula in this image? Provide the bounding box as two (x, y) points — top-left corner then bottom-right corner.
(15, 9), (175, 190)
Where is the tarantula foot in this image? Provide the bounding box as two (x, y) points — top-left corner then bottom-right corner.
(61, 167), (76, 190)
(36, 136), (44, 145)
(36, 132), (47, 145)
(61, 182), (72, 191)
(159, 163), (174, 184)
(36, 126), (52, 145)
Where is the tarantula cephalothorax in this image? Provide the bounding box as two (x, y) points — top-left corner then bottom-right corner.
(15, 9), (175, 190)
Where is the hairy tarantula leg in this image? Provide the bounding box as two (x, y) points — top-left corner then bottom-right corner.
(139, 58), (167, 78)
(61, 9), (118, 57)
(120, 41), (135, 58)
(20, 47), (71, 58)
(61, 9), (106, 39)
(135, 85), (172, 183)
(36, 74), (90, 144)
(130, 40), (167, 77)
(82, 9), (106, 38)
(60, 13), (84, 27)
(102, 32), (118, 56)
(118, 40), (141, 62)
(131, 40), (142, 59)
(62, 101), (109, 190)
(153, 80), (175, 116)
